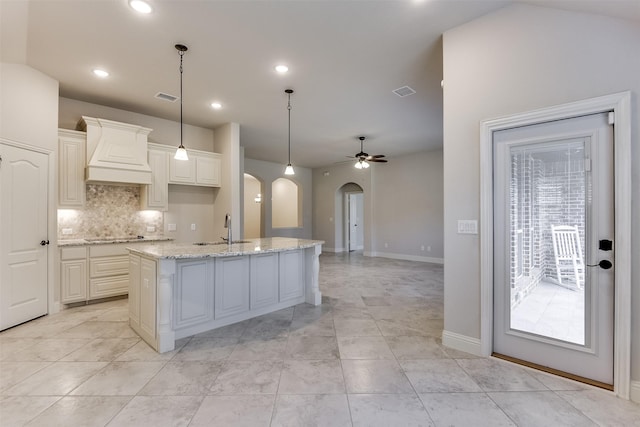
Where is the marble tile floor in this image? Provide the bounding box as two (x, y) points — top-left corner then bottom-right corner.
(0, 253), (638, 426)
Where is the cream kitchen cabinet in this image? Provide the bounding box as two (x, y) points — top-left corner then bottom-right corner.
(168, 149), (221, 187)
(129, 253), (157, 346)
(60, 242), (143, 305)
(58, 129), (86, 208)
(140, 146), (169, 211)
(89, 244), (130, 299)
(60, 247), (88, 303)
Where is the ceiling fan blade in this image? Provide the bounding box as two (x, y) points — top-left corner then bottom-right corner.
(370, 154), (385, 158)
(368, 158), (388, 163)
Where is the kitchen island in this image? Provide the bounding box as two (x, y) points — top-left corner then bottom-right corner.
(127, 237), (323, 352)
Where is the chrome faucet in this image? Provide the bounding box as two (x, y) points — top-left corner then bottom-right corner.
(223, 213), (231, 243)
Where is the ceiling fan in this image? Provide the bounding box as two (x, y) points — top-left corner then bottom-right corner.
(352, 136), (387, 169)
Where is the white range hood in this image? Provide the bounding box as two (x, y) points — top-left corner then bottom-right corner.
(79, 116), (152, 185)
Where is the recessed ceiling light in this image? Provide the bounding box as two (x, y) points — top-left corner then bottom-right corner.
(129, 0), (152, 14)
(92, 69), (109, 78)
(275, 65), (289, 73)
(211, 102), (222, 110)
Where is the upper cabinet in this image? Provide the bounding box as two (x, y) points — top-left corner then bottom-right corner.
(168, 148), (221, 187)
(58, 129), (86, 208)
(142, 143), (221, 211)
(141, 146), (169, 211)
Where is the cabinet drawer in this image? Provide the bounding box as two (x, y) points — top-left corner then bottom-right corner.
(90, 255), (130, 278)
(89, 275), (129, 299)
(61, 246), (87, 260)
(90, 244), (130, 257)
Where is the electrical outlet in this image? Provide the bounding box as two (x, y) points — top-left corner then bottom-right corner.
(168, 223), (177, 231)
(421, 245), (425, 251)
(146, 226), (156, 232)
(191, 223), (197, 231)
(62, 228), (73, 235)
(427, 246), (431, 252)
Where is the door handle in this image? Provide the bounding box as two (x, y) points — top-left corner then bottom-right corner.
(40, 240), (50, 246)
(587, 260), (612, 269)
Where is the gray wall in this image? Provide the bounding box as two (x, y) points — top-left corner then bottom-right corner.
(244, 158), (312, 239)
(442, 3), (639, 386)
(313, 150), (444, 262)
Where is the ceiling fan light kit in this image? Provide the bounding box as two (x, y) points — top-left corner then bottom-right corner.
(284, 89), (295, 176)
(174, 43), (189, 161)
(353, 136), (386, 169)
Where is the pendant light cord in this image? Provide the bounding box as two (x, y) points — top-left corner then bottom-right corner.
(287, 92), (292, 164)
(179, 49), (184, 149)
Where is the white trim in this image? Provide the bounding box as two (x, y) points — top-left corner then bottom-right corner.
(442, 330), (482, 356)
(365, 251), (444, 264)
(630, 381), (640, 404)
(479, 91), (632, 399)
(322, 247), (344, 253)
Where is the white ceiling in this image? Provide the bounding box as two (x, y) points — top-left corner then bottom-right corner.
(2, 0), (638, 168)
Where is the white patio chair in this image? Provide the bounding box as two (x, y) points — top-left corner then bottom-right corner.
(551, 225), (585, 290)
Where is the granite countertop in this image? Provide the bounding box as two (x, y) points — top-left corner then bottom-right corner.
(58, 236), (174, 247)
(127, 237), (324, 260)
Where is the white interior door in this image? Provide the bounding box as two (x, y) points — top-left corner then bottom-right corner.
(349, 193), (358, 251)
(493, 112), (614, 385)
(0, 143), (49, 330)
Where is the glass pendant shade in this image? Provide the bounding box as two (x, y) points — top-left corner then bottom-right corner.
(174, 145), (188, 160)
(284, 164), (295, 175)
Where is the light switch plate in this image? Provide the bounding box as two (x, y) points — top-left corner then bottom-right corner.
(167, 223), (177, 231)
(146, 226), (156, 232)
(457, 220), (478, 234)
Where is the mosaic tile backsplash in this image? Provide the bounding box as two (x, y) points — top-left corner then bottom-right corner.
(58, 184), (164, 239)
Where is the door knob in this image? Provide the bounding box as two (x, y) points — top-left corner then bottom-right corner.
(587, 260), (612, 269)
(40, 240), (49, 246)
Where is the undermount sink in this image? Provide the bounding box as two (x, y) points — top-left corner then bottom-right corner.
(193, 240), (252, 246)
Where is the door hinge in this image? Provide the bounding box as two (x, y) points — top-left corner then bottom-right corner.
(608, 111), (615, 125)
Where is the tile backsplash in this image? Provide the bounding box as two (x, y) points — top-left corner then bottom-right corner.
(58, 184), (163, 239)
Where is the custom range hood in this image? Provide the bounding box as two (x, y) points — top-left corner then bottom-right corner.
(79, 116), (152, 185)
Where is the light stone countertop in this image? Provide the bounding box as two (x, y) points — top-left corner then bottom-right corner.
(58, 236), (174, 247)
(127, 237), (324, 260)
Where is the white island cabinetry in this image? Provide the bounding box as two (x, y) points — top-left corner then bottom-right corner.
(128, 238), (323, 352)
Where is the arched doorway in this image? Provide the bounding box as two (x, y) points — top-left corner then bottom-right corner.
(336, 182), (364, 252)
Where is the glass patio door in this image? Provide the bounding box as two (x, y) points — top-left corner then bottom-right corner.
(492, 112), (614, 386)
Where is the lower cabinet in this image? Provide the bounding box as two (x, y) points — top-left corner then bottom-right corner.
(61, 247), (88, 303)
(214, 257), (250, 319)
(129, 254), (157, 347)
(250, 253), (279, 309)
(174, 259), (214, 328)
(89, 245), (130, 299)
(279, 249), (305, 302)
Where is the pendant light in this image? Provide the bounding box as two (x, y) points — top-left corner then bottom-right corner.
(284, 89), (295, 175)
(174, 44), (189, 161)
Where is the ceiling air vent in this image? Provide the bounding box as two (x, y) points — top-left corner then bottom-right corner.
(392, 85), (416, 97)
(155, 92), (179, 102)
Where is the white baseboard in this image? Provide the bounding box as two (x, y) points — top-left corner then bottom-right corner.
(441, 330), (483, 356)
(322, 247), (345, 253)
(365, 251), (444, 264)
(630, 380), (640, 403)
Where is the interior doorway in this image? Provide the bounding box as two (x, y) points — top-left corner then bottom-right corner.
(243, 173), (262, 238)
(337, 183), (364, 252)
